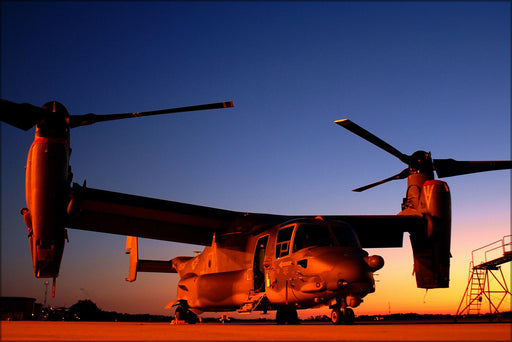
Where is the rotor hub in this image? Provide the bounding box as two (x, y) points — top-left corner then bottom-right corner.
(36, 101), (70, 137)
(409, 151), (434, 176)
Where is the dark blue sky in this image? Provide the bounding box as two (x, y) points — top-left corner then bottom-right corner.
(1, 1), (510, 316)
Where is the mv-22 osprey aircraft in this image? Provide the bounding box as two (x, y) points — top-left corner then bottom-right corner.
(1, 99), (511, 324)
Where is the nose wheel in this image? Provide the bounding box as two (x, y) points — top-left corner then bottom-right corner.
(331, 307), (355, 325)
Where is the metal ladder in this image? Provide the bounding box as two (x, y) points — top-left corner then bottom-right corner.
(237, 292), (266, 314)
(466, 265), (484, 315)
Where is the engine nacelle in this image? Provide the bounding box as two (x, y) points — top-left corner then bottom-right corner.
(409, 180), (451, 288)
(24, 110), (71, 278)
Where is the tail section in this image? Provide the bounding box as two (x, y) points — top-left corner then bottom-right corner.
(125, 236), (176, 282)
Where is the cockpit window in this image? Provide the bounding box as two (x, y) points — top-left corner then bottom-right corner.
(276, 226), (294, 258)
(293, 224), (335, 252)
(331, 224), (361, 248)
(291, 222), (360, 252)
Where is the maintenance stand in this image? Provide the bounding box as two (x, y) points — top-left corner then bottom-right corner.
(455, 235), (512, 319)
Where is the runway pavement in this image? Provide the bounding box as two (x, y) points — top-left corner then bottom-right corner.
(1, 321), (511, 341)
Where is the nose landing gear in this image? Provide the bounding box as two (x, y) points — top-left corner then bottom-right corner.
(330, 297), (355, 325)
(331, 307), (355, 325)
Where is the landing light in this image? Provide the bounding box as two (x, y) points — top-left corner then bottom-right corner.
(337, 279), (349, 289)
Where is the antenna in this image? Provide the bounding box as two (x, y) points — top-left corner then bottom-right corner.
(43, 281), (49, 308)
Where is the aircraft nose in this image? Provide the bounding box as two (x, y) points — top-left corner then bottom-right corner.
(304, 249), (375, 295)
(330, 260), (372, 291)
(310, 251), (373, 292)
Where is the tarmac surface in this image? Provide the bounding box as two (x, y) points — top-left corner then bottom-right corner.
(1, 320), (511, 341)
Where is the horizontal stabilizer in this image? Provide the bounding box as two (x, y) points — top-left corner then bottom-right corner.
(125, 236), (176, 282)
(137, 260), (175, 273)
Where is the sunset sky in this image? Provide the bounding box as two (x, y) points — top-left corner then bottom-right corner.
(1, 1), (510, 318)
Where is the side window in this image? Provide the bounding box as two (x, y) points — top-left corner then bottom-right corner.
(276, 226), (294, 258)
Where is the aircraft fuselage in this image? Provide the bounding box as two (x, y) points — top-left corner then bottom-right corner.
(172, 218), (383, 314)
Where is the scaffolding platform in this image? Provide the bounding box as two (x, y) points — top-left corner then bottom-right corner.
(455, 235), (511, 317)
(474, 251), (512, 270)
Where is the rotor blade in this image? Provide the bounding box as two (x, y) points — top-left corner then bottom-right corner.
(0, 99), (52, 131)
(353, 168), (410, 192)
(69, 101), (234, 128)
(433, 159), (512, 178)
(335, 119), (410, 164)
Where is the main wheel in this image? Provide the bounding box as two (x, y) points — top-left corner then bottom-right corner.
(186, 311), (198, 324)
(276, 309), (286, 325)
(276, 307), (299, 324)
(287, 307), (299, 324)
(175, 306), (185, 322)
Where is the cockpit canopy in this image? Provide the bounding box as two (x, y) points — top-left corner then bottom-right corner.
(275, 219), (361, 258)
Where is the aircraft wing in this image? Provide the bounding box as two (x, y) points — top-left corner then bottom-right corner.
(67, 184), (425, 249)
(325, 215), (426, 248)
(66, 183), (287, 246)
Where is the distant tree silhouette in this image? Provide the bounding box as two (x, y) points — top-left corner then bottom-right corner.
(69, 299), (102, 320)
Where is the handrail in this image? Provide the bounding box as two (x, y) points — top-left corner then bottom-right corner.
(471, 235), (512, 267)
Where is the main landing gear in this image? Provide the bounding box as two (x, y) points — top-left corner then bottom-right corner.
(173, 301), (198, 324)
(276, 306), (299, 325)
